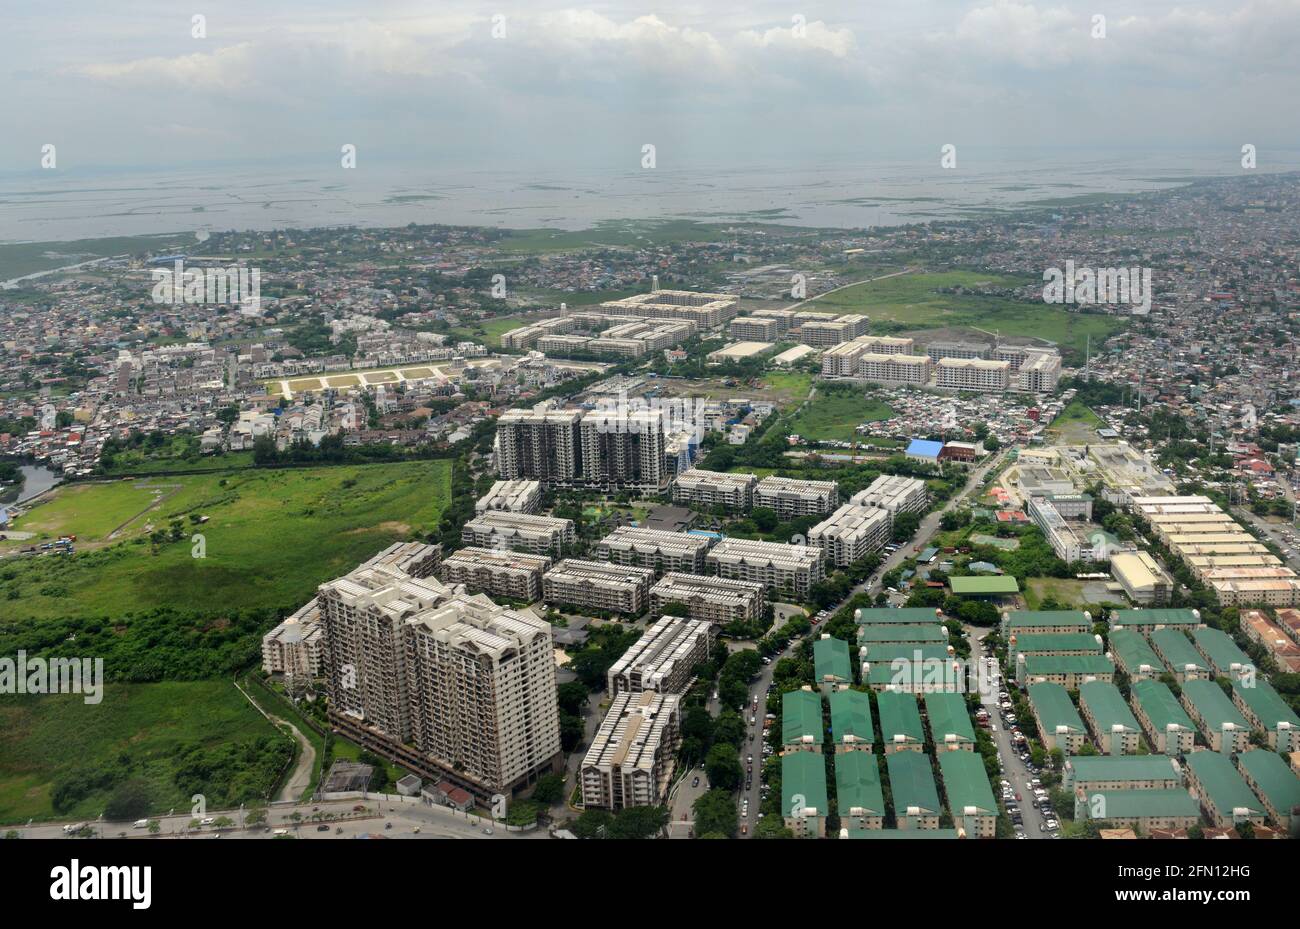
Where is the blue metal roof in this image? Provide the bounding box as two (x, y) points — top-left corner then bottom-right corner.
(906, 439), (944, 458)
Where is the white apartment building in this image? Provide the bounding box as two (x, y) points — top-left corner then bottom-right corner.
(262, 600), (325, 681)
(596, 525), (713, 575)
(317, 560), (561, 801)
(754, 475), (839, 518)
(461, 510), (576, 557)
(935, 357), (1010, 392)
(673, 469), (757, 510)
(926, 341), (989, 362)
(649, 572), (766, 625)
(600, 289), (740, 329)
(1016, 351), (1063, 392)
(607, 615), (717, 696)
(849, 474), (928, 517)
(729, 316), (781, 341)
(542, 559), (656, 615)
(439, 546), (552, 602)
(475, 478), (542, 515)
(1028, 495), (1107, 564)
(581, 690), (682, 811)
(798, 314), (870, 346)
(363, 540), (443, 578)
(495, 406), (583, 484)
(856, 352), (933, 386)
(706, 538), (825, 598)
(809, 504), (892, 567)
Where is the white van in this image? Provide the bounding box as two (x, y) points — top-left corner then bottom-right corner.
(133, 819), (149, 829)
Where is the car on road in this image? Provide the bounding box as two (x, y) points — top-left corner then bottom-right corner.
(317, 824), (330, 831)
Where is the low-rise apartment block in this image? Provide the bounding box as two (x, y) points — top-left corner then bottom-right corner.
(849, 474), (928, 517)
(706, 537), (825, 598)
(606, 615), (715, 695)
(877, 691), (925, 753)
(1002, 609), (1093, 637)
(888, 751), (942, 830)
(1079, 681), (1142, 755)
(783, 751), (829, 838)
(809, 503), (891, 567)
(462, 510), (575, 557)
(1016, 654), (1115, 689)
(648, 572), (765, 626)
(1148, 628), (1211, 683)
(783, 688), (824, 754)
(1180, 679), (1251, 753)
(829, 689), (875, 752)
(596, 525), (712, 576)
(475, 478), (542, 515)
(836, 750), (886, 831)
(939, 749), (998, 838)
(1109, 607), (1203, 635)
(1108, 628), (1166, 681)
(1235, 749), (1300, 832)
(1184, 750), (1267, 829)
(813, 635), (853, 695)
(439, 547), (551, 602)
(1063, 754), (1183, 793)
(1240, 609), (1300, 672)
(1191, 627), (1254, 681)
(580, 690), (681, 811)
(925, 692), (977, 752)
(543, 559), (655, 616)
(1074, 789), (1200, 832)
(1028, 682), (1088, 754)
(1231, 679), (1300, 752)
(1130, 679), (1197, 755)
(729, 316), (781, 342)
(672, 469), (757, 511)
(935, 357), (1010, 392)
(753, 475), (839, 518)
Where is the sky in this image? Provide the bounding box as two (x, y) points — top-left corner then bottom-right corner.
(1, 1), (1298, 174)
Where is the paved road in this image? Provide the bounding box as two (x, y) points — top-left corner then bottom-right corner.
(1232, 504), (1300, 571)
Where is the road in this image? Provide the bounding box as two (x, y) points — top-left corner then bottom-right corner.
(1232, 503), (1300, 571)
(779, 267), (916, 313)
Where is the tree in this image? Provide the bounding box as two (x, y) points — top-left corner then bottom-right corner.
(704, 744), (743, 792)
(532, 773), (565, 805)
(104, 778), (152, 821)
(693, 789), (738, 838)
(571, 809), (612, 839)
(607, 806), (668, 839)
(752, 816), (794, 839)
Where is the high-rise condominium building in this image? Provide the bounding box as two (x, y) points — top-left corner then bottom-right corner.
(316, 558), (561, 801)
(581, 691), (682, 811)
(495, 404), (668, 492)
(607, 615), (717, 695)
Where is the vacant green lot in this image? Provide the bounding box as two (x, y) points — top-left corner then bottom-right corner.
(785, 391), (893, 443)
(813, 271), (1126, 359)
(0, 681), (277, 823)
(1047, 400), (1106, 443)
(0, 460), (453, 620)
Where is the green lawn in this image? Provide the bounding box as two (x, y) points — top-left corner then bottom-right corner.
(811, 271), (1127, 359)
(1047, 400), (1106, 443)
(785, 391), (893, 443)
(0, 460), (453, 621)
(0, 681), (278, 823)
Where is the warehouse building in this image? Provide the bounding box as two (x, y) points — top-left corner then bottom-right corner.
(1110, 551), (1173, 605)
(1129, 679), (1197, 755)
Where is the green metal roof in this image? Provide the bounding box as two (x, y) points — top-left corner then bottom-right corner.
(1181, 679), (1249, 732)
(857, 624), (947, 644)
(1150, 628), (1210, 674)
(835, 749), (885, 817)
(1185, 750), (1264, 817)
(877, 691), (924, 745)
(828, 689), (874, 746)
(1231, 679), (1300, 731)
(1109, 629), (1165, 675)
(866, 661), (964, 689)
(1022, 654), (1115, 676)
(782, 751), (829, 815)
(782, 689), (823, 746)
(886, 750), (940, 815)
(1077, 789), (1200, 821)
(1008, 632), (1102, 655)
(856, 607), (944, 625)
(1111, 608), (1201, 628)
(814, 636), (852, 684)
(1131, 679), (1196, 734)
(1005, 609), (1091, 630)
(862, 643), (950, 663)
(1027, 682), (1086, 734)
(1079, 681), (1140, 733)
(1235, 750), (1300, 817)
(843, 827), (960, 839)
(938, 750), (997, 815)
(950, 575), (1019, 595)
(1065, 754), (1180, 786)
(924, 692), (977, 745)
(1191, 628), (1252, 678)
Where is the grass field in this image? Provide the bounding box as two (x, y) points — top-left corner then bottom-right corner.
(0, 460), (454, 620)
(784, 391), (893, 443)
(0, 233), (196, 281)
(0, 681), (278, 823)
(448, 312), (552, 346)
(812, 271), (1127, 359)
(1047, 400), (1106, 443)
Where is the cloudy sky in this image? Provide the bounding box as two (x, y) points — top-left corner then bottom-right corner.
(3, 0), (1298, 173)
